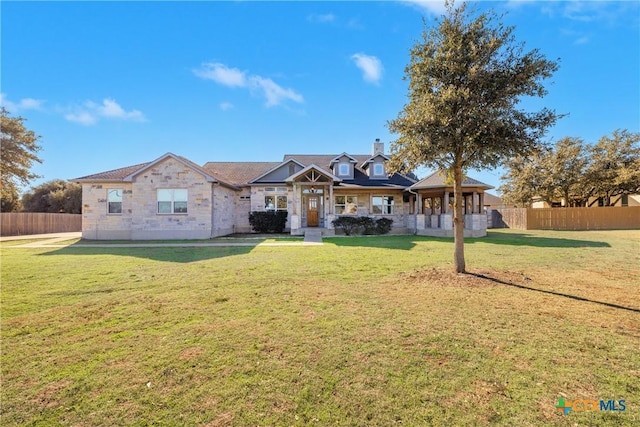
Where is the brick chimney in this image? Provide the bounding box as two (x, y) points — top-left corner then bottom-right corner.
(372, 138), (384, 155)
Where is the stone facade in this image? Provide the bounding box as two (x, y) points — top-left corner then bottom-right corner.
(81, 183), (134, 240)
(77, 149), (493, 240)
(81, 157), (217, 240)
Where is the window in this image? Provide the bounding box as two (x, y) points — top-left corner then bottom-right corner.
(335, 195), (358, 215)
(157, 189), (188, 214)
(372, 196), (394, 215)
(265, 195), (287, 211)
(373, 163), (385, 176)
(107, 189), (122, 214)
(338, 163), (350, 176)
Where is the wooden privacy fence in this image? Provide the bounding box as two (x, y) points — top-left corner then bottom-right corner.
(1, 213), (82, 236)
(492, 207), (640, 230)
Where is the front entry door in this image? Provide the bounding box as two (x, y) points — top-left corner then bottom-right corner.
(307, 196), (319, 227)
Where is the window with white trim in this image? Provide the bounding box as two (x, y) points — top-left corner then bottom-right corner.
(265, 195), (287, 211)
(373, 163), (385, 176)
(157, 189), (188, 214)
(107, 189), (122, 214)
(335, 195), (358, 215)
(338, 163), (350, 176)
(372, 196), (394, 215)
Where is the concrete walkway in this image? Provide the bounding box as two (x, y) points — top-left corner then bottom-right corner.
(0, 232), (82, 242)
(303, 230), (324, 244)
(1, 231), (323, 248)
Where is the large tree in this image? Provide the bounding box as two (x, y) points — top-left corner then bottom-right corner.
(499, 152), (544, 207)
(584, 129), (640, 206)
(0, 108), (43, 193)
(21, 179), (82, 214)
(388, 1), (560, 273)
(501, 137), (588, 207)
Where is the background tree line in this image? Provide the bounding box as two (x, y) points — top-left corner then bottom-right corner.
(1, 107), (82, 213)
(500, 129), (640, 207)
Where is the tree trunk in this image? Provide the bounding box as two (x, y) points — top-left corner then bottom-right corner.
(453, 164), (466, 273)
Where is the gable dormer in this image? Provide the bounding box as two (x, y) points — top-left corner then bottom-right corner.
(361, 154), (390, 179)
(329, 153), (358, 180)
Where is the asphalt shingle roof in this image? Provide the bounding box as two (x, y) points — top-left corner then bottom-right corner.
(410, 171), (493, 190)
(202, 162), (281, 186)
(74, 162), (151, 181)
(75, 153), (417, 188)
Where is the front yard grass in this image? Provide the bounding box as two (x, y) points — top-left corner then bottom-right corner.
(1, 229), (638, 426)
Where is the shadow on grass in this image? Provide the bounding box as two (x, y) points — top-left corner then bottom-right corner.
(476, 232), (611, 248)
(470, 272), (640, 313)
(326, 232), (611, 250)
(40, 244), (257, 263)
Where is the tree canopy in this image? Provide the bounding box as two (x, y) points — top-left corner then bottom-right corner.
(21, 179), (82, 214)
(1, 108), (43, 192)
(388, 1), (560, 273)
(500, 130), (640, 207)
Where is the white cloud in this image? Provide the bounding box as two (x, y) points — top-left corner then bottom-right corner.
(351, 53), (384, 85)
(219, 102), (234, 111)
(65, 110), (97, 126)
(194, 62), (304, 107)
(249, 76), (304, 107)
(401, 0), (447, 16)
(96, 98), (145, 121)
(0, 93), (44, 112)
(307, 13), (336, 24)
(64, 98), (146, 126)
(193, 62), (247, 87)
(574, 36), (590, 45)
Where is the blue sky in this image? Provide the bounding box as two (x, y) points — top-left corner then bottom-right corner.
(2, 1), (639, 194)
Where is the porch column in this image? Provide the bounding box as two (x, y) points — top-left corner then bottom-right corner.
(472, 192), (478, 214)
(417, 194), (423, 214)
(329, 183), (334, 214)
(479, 192), (485, 213)
(443, 192), (450, 214)
(292, 183), (298, 215)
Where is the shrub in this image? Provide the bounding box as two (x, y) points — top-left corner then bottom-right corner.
(331, 216), (362, 236)
(375, 218), (393, 234)
(248, 211), (288, 233)
(332, 216), (394, 235)
(361, 217), (377, 235)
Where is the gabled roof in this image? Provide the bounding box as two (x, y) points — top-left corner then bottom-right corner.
(360, 153), (391, 169)
(122, 153), (219, 183)
(409, 171), (494, 191)
(329, 152), (359, 164)
(284, 164), (342, 183)
(74, 162), (152, 182)
(75, 153), (238, 189)
(203, 162), (281, 187)
(284, 154), (371, 171)
(248, 159), (306, 184)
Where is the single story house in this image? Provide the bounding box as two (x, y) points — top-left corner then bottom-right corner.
(74, 140), (494, 239)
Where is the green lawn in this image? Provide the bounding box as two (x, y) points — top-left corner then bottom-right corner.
(1, 229), (639, 426)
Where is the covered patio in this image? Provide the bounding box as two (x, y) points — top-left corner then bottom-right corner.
(409, 172), (493, 237)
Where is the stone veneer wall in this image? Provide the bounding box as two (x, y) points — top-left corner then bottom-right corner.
(129, 158), (214, 240)
(234, 188), (252, 233)
(250, 186), (294, 231)
(332, 190), (411, 231)
(212, 184), (237, 237)
(81, 183), (134, 240)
